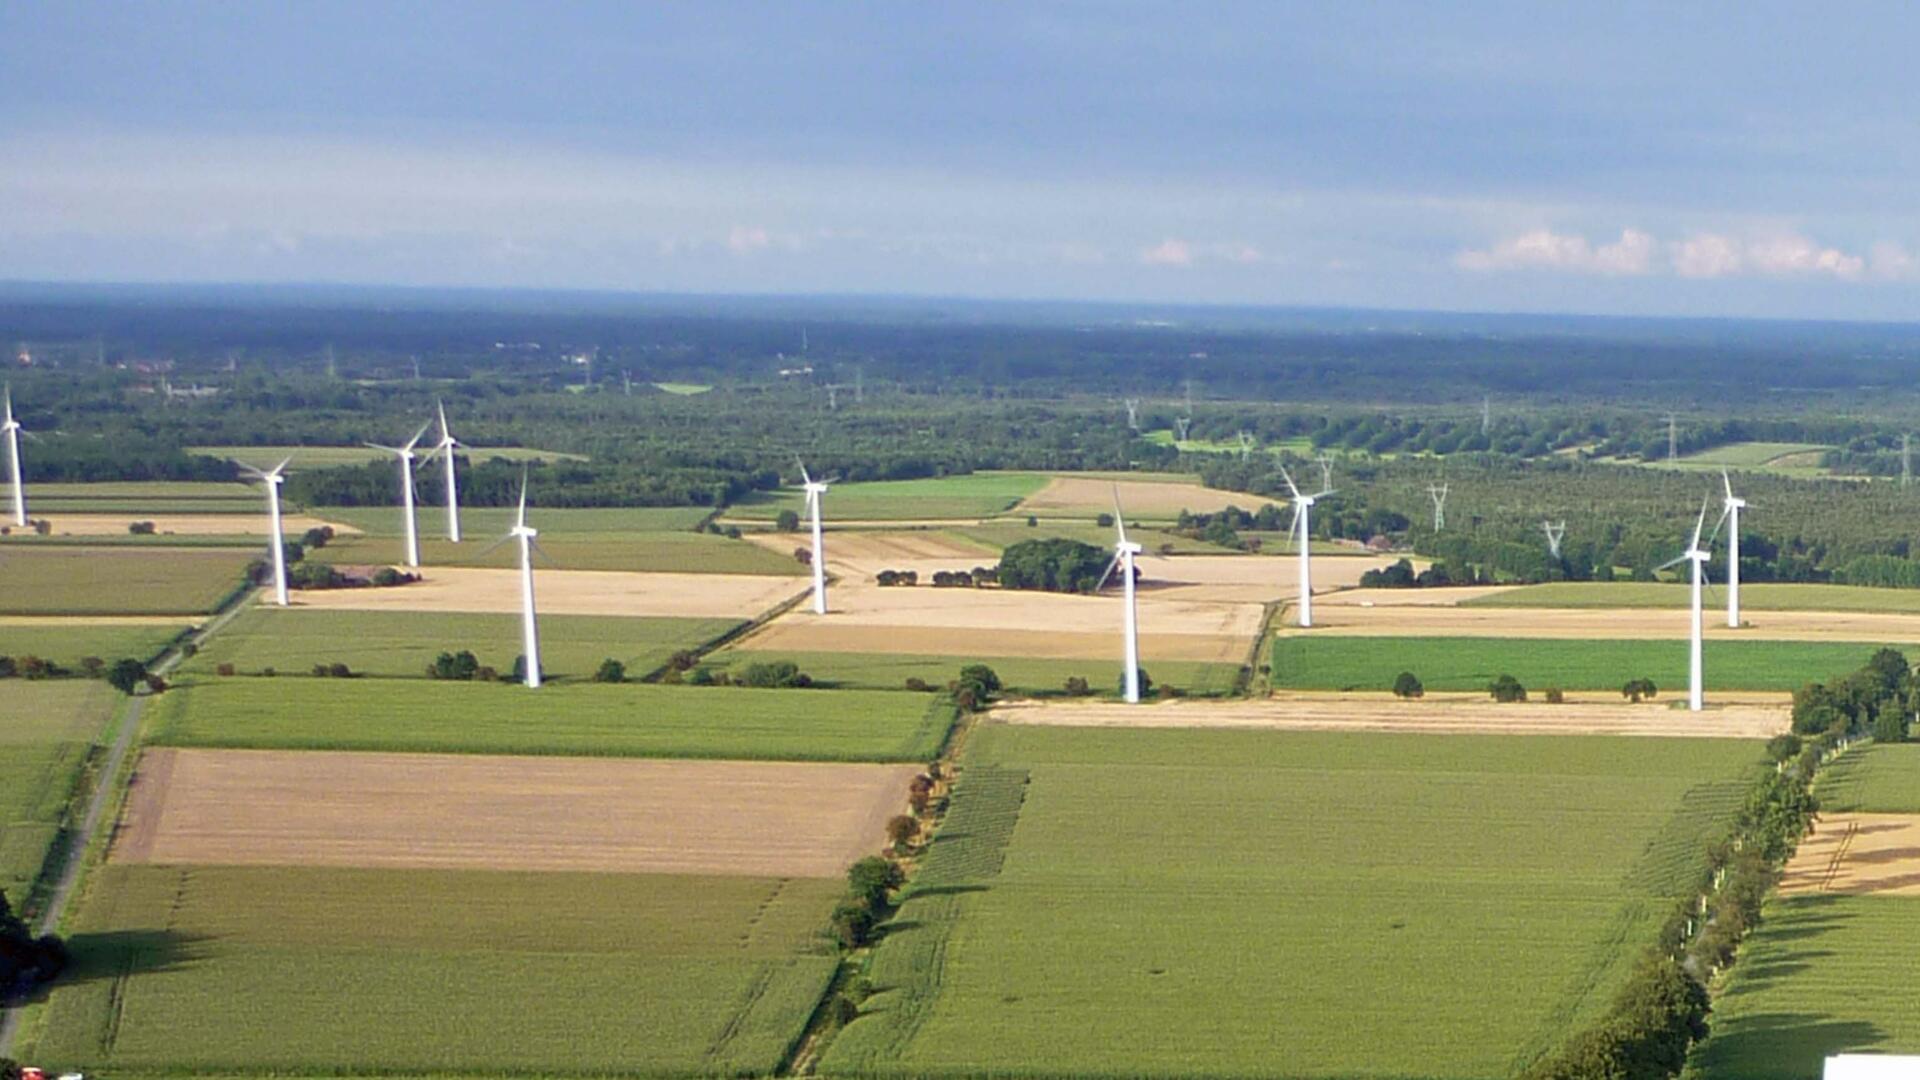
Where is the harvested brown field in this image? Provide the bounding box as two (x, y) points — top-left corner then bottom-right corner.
(1014, 475), (1278, 518)
(115, 748), (919, 877)
(736, 581), (1262, 662)
(993, 691), (1789, 738)
(1134, 553), (1401, 602)
(746, 529), (996, 579)
(22, 513), (358, 537)
(1780, 813), (1920, 897)
(289, 566), (805, 619)
(1315, 585), (1522, 607)
(1280, 604), (1920, 641)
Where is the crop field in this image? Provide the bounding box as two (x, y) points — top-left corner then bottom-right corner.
(25, 864), (840, 1075)
(1817, 743), (1920, 813)
(0, 681), (117, 900)
(951, 520), (1235, 555)
(313, 529), (804, 574)
(1012, 474), (1279, 519)
(312, 504), (712, 535)
(148, 677), (956, 762)
(21, 482), (258, 516)
(119, 749), (917, 877)
(653, 381), (713, 394)
(705, 648), (1240, 697)
(1269, 635), (1885, 692)
(0, 547), (253, 615)
(1466, 581), (1920, 613)
(0, 619), (188, 667)
(190, 444), (587, 468)
(6, 512), (345, 538)
(824, 725), (1761, 1077)
(182, 608), (740, 680)
(728, 472), (1048, 522)
(1294, 603), (1920, 643)
(289, 566), (805, 619)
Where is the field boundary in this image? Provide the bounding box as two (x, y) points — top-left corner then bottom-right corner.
(641, 582), (815, 683)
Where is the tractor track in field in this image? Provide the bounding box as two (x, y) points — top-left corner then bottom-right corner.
(0, 589), (257, 1054)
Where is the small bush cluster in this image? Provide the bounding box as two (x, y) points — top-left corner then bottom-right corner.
(0, 889), (67, 999)
(302, 525), (336, 549)
(1359, 558), (1478, 589)
(740, 661), (812, 689)
(309, 662), (355, 678)
(0, 655), (68, 680)
(427, 650), (482, 680)
(127, 520), (156, 535)
(1488, 673), (1527, 703)
(831, 855), (903, 950)
(876, 569), (919, 587)
(1392, 671), (1423, 699)
(1063, 675), (1092, 696)
(1621, 678), (1659, 703)
(952, 664), (1000, 712)
(592, 658), (626, 683)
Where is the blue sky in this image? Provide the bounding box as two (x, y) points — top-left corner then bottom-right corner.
(5, 2), (1920, 319)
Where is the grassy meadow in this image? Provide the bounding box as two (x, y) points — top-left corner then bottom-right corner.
(148, 677), (956, 762)
(0, 548), (253, 615)
(0, 622), (189, 668)
(0, 682), (117, 901)
(25, 865), (838, 1076)
(1816, 742), (1920, 813)
(706, 648), (1241, 697)
(311, 529), (802, 574)
(1467, 581), (1920, 612)
(1642, 440), (1834, 478)
(1269, 635), (1890, 693)
(182, 608), (741, 681)
(728, 473), (1047, 522)
(825, 726), (1760, 1078)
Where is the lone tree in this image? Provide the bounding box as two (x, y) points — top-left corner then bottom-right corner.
(593, 658), (626, 684)
(106, 658), (149, 695)
(1622, 678), (1659, 703)
(1392, 671), (1424, 699)
(1488, 673), (1528, 703)
(775, 508), (801, 532)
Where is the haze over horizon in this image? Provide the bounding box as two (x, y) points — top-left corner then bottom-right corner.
(8, 2), (1920, 322)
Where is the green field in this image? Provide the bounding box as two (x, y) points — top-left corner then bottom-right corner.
(0, 622), (189, 668)
(1816, 743), (1920, 813)
(312, 529), (803, 574)
(1270, 635), (1887, 692)
(1643, 440), (1833, 477)
(183, 608), (741, 680)
(824, 726), (1761, 1077)
(30, 482), (256, 500)
(148, 677), (955, 762)
(706, 648), (1241, 697)
(314, 504), (713, 536)
(1467, 581), (1920, 613)
(654, 381), (713, 395)
(728, 473), (1048, 522)
(191, 444), (587, 468)
(0, 548), (253, 615)
(0, 681), (117, 901)
(25, 865), (838, 1076)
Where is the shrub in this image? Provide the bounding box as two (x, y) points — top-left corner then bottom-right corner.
(954, 664), (1001, 710)
(261, 666), (277, 677)
(371, 566), (405, 587)
(216, 662), (236, 677)
(288, 561), (345, 590)
(510, 654), (543, 686)
(312, 663), (331, 677)
(428, 650), (481, 681)
(1544, 687), (1565, 704)
(1095, 512), (1114, 527)
(885, 814), (919, 848)
(0, 657), (13, 678)
(127, 520), (156, 535)
(725, 526), (742, 540)
(1621, 677), (1659, 703)
(740, 661), (811, 689)
(16, 656), (50, 680)
(1026, 515), (1038, 526)
(904, 677), (932, 692)
(668, 650), (698, 672)
(830, 902), (875, 949)
(1391, 671), (1423, 699)
(828, 994), (860, 1027)
(1064, 675), (1092, 696)
(593, 658), (626, 684)
(687, 666), (716, 686)
(106, 658), (149, 695)
(1872, 705), (1909, 743)
(1489, 673), (1527, 703)
(847, 855), (901, 908)
(775, 508), (800, 532)
(1763, 733), (1803, 763)
(329, 662), (351, 679)
(475, 665), (497, 682)
(143, 674), (168, 694)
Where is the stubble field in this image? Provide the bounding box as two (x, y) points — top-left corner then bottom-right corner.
(286, 565), (805, 619)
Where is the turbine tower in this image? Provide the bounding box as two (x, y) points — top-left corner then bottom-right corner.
(241, 457), (294, 607)
(421, 401), (463, 542)
(1543, 520), (1566, 559)
(2, 386), (27, 527)
(367, 421), (432, 568)
(1097, 488), (1144, 703)
(1427, 483), (1448, 532)
(1658, 495), (1713, 712)
(509, 475), (544, 688)
(1280, 464), (1335, 629)
(1719, 470), (1747, 628)
(798, 461), (834, 615)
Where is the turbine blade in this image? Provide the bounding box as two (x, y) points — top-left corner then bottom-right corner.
(437, 399), (450, 438)
(1689, 493), (1709, 552)
(476, 533), (513, 558)
(1656, 554), (1689, 572)
(1277, 464), (1301, 499)
(516, 467), (529, 528)
(404, 420), (432, 451)
(795, 457), (812, 486)
(272, 456), (293, 476)
(530, 538), (560, 568)
(1110, 484), (1129, 545)
(1706, 503), (1732, 549)
(365, 442), (399, 453)
(1722, 468), (1734, 500)
(1095, 551), (1123, 591)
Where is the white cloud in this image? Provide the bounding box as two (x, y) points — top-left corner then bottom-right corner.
(1455, 228), (1654, 276)
(1744, 233), (1865, 279)
(1671, 231), (1868, 280)
(1140, 238), (1193, 266)
(1871, 241), (1917, 280)
(1669, 233), (1743, 278)
(726, 225), (771, 253)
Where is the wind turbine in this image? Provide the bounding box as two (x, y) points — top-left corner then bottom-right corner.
(2, 386), (27, 527)
(367, 421), (432, 568)
(1718, 470), (1747, 628)
(798, 461), (834, 614)
(420, 401), (463, 543)
(1658, 494), (1713, 712)
(480, 471), (547, 688)
(1280, 464), (1335, 628)
(240, 457), (294, 607)
(1096, 487), (1144, 703)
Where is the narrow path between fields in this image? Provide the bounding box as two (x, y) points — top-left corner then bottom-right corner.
(0, 590), (258, 1054)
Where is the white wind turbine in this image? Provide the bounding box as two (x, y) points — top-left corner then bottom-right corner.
(483, 472), (547, 688)
(1280, 464), (1335, 628)
(798, 461), (834, 614)
(367, 421), (433, 568)
(2, 386), (27, 527)
(240, 457), (294, 607)
(420, 401), (464, 543)
(1719, 470), (1747, 628)
(1096, 488), (1144, 703)
(1658, 494), (1713, 712)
